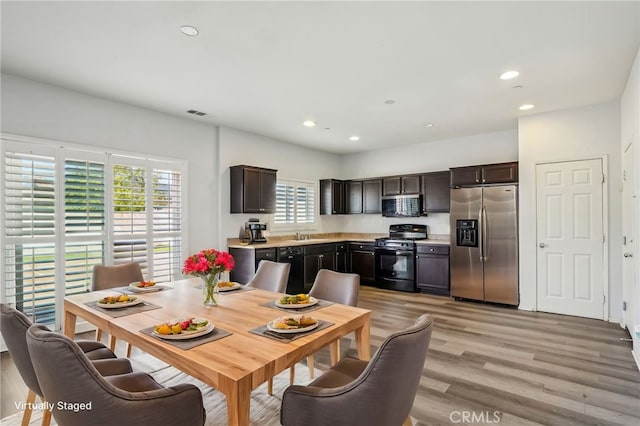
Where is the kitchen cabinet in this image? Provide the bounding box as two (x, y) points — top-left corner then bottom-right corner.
(277, 246), (304, 294)
(383, 175), (421, 195)
(335, 243), (348, 273)
(320, 179), (345, 215)
(303, 243), (336, 291)
(450, 162), (518, 187)
(345, 180), (363, 214)
(363, 179), (382, 214)
(230, 165), (277, 213)
(421, 171), (450, 212)
(348, 242), (375, 285)
(416, 245), (450, 295)
(228, 247), (277, 284)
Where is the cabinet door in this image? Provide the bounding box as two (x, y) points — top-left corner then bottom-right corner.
(242, 168), (263, 213)
(416, 254), (450, 295)
(482, 162), (518, 184)
(450, 166), (482, 187)
(402, 175), (421, 193)
(332, 180), (344, 214)
(260, 169), (277, 213)
(335, 250), (348, 272)
(383, 177), (401, 195)
(304, 254), (320, 289)
(319, 253), (335, 272)
(345, 181), (363, 214)
(422, 171), (451, 212)
(350, 250), (375, 285)
(363, 179), (382, 213)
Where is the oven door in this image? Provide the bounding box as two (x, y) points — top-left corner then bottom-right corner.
(374, 247), (416, 292)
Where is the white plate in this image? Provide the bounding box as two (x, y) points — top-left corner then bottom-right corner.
(275, 296), (318, 309)
(152, 322), (215, 340)
(267, 320), (319, 334)
(217, 282), (242, 292)
(96, 297), (143, 309)
(128, 282), (160, 293)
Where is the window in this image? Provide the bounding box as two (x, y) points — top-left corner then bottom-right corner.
(274, 179), (316, 228)
(1, 137), (186, 329)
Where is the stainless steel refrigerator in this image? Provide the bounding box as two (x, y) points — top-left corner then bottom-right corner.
(450, 185), (519, 305)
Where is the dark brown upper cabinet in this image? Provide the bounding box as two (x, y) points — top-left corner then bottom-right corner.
(230, 165), (277, 213)
(363, 179), (382, 214)
(421, 171), (450, 213)
(345, 180), (363, 214)
(383, 175), (421, 195)
(320, 179), (345, 215)
(450, 162), (518, 187)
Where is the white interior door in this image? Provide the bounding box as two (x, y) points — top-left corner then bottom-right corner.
(536, 159), (605, 319)
(622, 142), (636, 330)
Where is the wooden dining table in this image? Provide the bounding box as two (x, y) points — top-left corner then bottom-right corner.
(63, 278), (371, 426)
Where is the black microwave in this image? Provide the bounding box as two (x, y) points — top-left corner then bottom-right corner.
(381, 194), (423, 217)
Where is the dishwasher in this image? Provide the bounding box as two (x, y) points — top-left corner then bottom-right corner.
(278, 246), (304, 294)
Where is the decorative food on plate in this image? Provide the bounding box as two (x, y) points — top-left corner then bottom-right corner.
(96, 295), (142, 308)
(275, 294), (318, 308)
(271, 315), (317, 330)
(133, 280), (156, 288)
(218, 281), (235, 288)
(128, 280), (160, 292)
(153, 317), (210, 335)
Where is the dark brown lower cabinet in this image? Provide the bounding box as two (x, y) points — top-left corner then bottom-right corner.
(229, 247), (276, 284)
(335, 243), (348, 272)
(348, 242), (375, 285)
(303, 244), (336, 291)
(416, 245), (450, 295)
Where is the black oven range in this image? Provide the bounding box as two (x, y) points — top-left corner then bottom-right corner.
(374, 224), (428, 292)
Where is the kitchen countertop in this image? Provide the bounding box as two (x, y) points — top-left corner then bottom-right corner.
(227, 234), (450, 249)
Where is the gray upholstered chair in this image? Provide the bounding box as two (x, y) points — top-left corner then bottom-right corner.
(281, 314), (434, 426)
(92, 262), (144, 356)
(0, 303), (132, 426)
(27, 324), (206, 426)
(246, 260), (290, 293)
(290, 269), (360, 384)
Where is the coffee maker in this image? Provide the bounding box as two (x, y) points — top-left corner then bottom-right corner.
(245, 218), (267, 244)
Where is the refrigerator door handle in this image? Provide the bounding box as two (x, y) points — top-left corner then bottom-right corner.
(482, 206), (488, 262)
(478, 205), (484, 262)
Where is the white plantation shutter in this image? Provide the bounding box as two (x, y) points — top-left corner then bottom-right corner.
(2, 137), (187, 330)
(274, 180), (316, 227)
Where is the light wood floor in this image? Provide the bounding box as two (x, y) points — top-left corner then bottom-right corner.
(2, 286), (639, 425)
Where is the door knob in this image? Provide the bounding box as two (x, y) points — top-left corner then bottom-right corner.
(539, 243), (545, 248)
(624, 253), (633, 258)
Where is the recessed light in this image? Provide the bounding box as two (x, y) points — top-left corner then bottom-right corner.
(424, 123), (434, 128)
(519, 104), (535, 111)
(180, 26), (199, 36)
(500, 70), (519, 80)
(384, 100), (395, 105)
(349, 136), (360, 141)
(302, 120), (316, 127)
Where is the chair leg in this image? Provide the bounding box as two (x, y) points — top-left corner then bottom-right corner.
(307, 354), (315, 379)
(329, 339), (340, 366)
(289, 366), (295, 385)
(41, 400), (52, 426)
(126, 342), (132, 358)
(20, 389), (35, 426)
(109, 335), (117, 352)
(267, 378), (274, 395)
(95, 328), (102, 342)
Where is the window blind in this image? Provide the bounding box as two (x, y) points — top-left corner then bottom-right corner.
(274, 180), (315, 226)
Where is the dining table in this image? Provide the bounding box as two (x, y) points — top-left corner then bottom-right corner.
(63, 278), (372, 426)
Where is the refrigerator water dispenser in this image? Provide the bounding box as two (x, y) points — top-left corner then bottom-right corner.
(456, 220), (478, 247)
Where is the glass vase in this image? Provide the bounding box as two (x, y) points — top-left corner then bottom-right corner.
(201, 274), (220, 306)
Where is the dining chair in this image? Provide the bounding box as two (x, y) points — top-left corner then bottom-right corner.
(281, 314), (434, 426)
(246, 260), (290, 293)
(290, 269), (360, 385)
(27, 324), (206, 426)
(0, 303), (132, 426)
(92, 262), (144, 356)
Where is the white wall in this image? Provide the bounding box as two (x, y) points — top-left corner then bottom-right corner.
(0, 73), (219, 253)
(620, 45), (640, 360)
(217, 126), (343, 246)
(518, 101), (622, 319)
(339, 130), (519, 236)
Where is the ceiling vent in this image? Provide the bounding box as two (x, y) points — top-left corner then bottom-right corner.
(186, 109), (207, 117)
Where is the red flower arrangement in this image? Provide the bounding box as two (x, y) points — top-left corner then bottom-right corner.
(183, 248), (235, 277)
(183, 249), (235, 306)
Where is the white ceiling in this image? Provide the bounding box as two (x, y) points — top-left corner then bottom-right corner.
(2, 1), (639, 154)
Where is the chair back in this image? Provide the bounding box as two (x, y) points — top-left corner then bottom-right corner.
(246, 260), (290, 293)
(92, 262), (143, 291)
(309, 269), (359, 306)
(0, 304), (43, 396)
